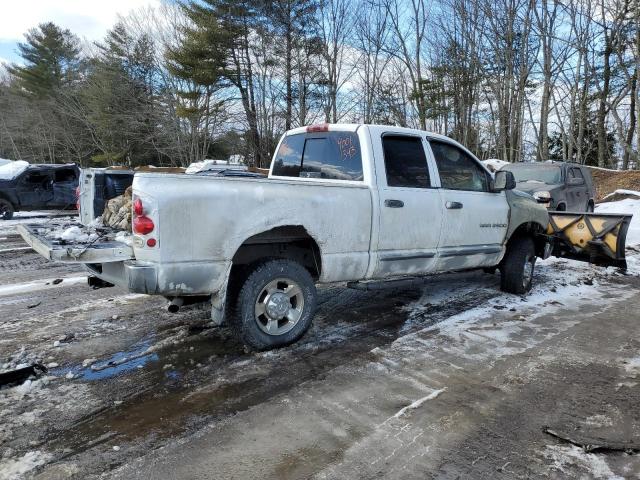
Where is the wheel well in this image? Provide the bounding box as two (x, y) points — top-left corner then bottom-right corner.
(0, 193), (14, 207)
(231, 226), (322, 280)
(507, 222), (547, 257)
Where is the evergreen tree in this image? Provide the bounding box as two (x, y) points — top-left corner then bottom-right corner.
(8, 22), (80, 97)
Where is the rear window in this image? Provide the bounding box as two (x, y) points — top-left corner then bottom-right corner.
(272, 132), (363, 181)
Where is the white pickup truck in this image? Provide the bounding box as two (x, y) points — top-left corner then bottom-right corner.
(20, 124), (600, 350)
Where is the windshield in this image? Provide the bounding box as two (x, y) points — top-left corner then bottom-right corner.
(503, 164), (562, 185)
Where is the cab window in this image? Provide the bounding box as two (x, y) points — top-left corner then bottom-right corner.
(272, 132), (363, 181)
(430, 140), (488, 192)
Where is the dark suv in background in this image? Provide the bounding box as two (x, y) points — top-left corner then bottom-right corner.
(0, 163), (80, 220)
(502, 161), (596, 212)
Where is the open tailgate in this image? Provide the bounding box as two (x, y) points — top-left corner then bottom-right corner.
(18, 224), (133, 263)
(546, 211), (632, 269)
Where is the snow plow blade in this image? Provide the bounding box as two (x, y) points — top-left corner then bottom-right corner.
(546, 212), (632, 269)
(17, 223), (133, 263)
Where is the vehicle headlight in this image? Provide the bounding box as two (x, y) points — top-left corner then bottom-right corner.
(533, 191), (551, 201)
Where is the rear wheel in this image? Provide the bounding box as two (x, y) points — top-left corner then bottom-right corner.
(232, 259), (317, 350)
(0, 199), (14, 220)
(500, 236), (536, 294)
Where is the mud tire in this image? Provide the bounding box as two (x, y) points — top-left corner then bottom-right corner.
(0, 199), (14, 220)
(232, 259), (317, 351)
(500, 236), (536, 295)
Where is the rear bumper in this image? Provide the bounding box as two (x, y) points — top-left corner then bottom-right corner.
(85, 260), (231, 296)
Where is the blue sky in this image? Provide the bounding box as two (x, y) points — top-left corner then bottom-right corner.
(0, 0), (161, 66)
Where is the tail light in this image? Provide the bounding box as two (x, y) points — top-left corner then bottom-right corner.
(75, 186), (80, 210)
(132, 196), (155, 235)
(133, 198), (144, 216)
(133, 216), (154, 235)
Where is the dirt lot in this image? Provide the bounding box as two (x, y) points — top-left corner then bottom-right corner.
(1, 213), (640, 479)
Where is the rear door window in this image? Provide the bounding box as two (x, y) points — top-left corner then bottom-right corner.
(381, 135), (430, 188)
(54, 168), (77, 183)
(272, 132), (363, 181)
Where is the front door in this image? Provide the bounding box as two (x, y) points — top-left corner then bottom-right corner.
(16, 170), (54, 209)
(566, 167), (588, 211)
(373, 134), (443, 278)
(428, 139), (509, 271)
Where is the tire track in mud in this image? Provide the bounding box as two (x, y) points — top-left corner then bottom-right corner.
(39, 275), (503, 475)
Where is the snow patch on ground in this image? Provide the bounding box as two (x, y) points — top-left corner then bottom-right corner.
(602, 189), (640, 199)
(391, 388), (446, 419)
(0, 275), (87, 297)
(0, 450), (51, 480)
(542, 445), (622, 479)
(596, 198), (640, 247)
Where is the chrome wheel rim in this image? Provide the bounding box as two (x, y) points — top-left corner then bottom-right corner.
(254, 278), (304, 336)
(523, 256), (534, 289)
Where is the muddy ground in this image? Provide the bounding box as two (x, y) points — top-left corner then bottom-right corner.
(1, 214), (640, 479)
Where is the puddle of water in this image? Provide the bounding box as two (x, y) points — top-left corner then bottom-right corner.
(52, 337), (159, 381)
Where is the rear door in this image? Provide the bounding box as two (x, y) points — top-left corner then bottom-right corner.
(372, 133), (443, 277)
(50, 167), (79, 208)
(428, 139), (508, 270)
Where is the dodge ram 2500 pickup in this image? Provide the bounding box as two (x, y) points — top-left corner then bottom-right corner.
(19, 124), (630, 350)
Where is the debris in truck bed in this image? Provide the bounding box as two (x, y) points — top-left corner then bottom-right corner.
(103, 186), (132, 230)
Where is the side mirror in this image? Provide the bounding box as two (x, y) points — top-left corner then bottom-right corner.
(493, 170), (516, 192)
(567, 177), (584, 186)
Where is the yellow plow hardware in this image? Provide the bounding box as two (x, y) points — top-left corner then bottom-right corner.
(545, 212), (633, 269)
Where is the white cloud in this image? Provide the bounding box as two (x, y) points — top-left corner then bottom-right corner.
(0, 0), (161, 42)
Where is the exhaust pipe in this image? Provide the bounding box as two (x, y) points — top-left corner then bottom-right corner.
(167, 297), (184, 313)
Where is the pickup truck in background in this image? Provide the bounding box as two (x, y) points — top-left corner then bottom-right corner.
(501, 161), (596, 212)
(19, 124), (632, 350)
(0, 162), (79, 220)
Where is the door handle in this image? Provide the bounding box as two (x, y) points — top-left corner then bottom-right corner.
(385, 199), (404, 208)
(445, 201), (463, 209)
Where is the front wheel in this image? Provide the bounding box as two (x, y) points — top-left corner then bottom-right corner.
(232, 259), (317, 350)
(0, 199), (14, 220)
(500, 236), (536, 294)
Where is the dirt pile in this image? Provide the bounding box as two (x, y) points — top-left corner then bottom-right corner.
(588, 167), (640, 201)
(102, 186), (132, 230)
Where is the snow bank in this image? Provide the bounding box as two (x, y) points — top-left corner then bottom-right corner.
(0, 160), (28, 180)
(602, 189), (640, 200)
(596, 198), (640, 246)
